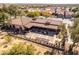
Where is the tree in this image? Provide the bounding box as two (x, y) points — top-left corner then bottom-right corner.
(27, 11), (40, 17)
(72, 7), (78, 13)
(58, 23), (67, 48)
(71, 18), (79, 43)
(41, 11), (51, 17)
(58, 23), (67, 39)
(71, 27), (79, 43)
(0, 12), (9, 24)
(7, 5), (18, 18)
(17, 10), (26, 16)
(0, 4), (18, 24)
(73, 18), (79, 28)
(72, 8), (79, 18)
(2, 44), (36, 55)
(73, 12), (79, 18)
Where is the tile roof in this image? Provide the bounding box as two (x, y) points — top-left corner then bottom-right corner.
(10, 17), (62, 30)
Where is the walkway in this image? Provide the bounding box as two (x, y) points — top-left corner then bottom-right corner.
(64, 19), (73, 44)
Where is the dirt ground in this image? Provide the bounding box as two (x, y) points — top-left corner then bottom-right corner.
(0, 31), (52, 55)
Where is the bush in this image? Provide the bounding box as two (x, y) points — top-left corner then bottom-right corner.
(3, 35), (12, 43)
(26, 44), (36, 55)
(2, 44), (36, 55)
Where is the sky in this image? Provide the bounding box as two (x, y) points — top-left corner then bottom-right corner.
(0, 0), (79, 4)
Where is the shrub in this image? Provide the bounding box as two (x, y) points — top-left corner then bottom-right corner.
(2, 43), (36, 55)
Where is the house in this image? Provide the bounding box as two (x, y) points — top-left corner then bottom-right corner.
(1, 17), (62, 36)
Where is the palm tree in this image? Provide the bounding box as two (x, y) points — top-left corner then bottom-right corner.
(58, 23), (67, 49)
(58, 23), (67, 39)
